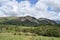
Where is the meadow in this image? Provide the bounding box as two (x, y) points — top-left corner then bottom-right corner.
(0, 33), (60, 40)
(0, 25), (60, 40)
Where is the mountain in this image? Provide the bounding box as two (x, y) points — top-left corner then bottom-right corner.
(0, 16), (39, 26)
(56, 20), (60, 24)
(38, 18), (57, 25)
(0, 16), (57, 26)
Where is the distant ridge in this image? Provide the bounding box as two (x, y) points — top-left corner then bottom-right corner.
(0, 16), (57, 26)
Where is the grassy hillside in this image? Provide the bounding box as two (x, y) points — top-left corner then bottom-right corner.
(0, 16), (60, 40)
(0, 25), (60, 37)
(0, 33), (60, 40)
(0, 25), (59, 40)
(0, 16), (57, 26)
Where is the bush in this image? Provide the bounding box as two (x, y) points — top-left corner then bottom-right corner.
(13, 33), (17, 35)
(32, 26), (60, 37)
(18, 33), (21, 35)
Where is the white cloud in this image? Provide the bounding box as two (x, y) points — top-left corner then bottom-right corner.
(0, 0), (60, 20)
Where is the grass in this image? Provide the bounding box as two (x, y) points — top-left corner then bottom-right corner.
(0, 33), (60, 40)
(0, 25), (60, 40)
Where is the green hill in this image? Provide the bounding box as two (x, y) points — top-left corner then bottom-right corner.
(0, 16), (57, 26)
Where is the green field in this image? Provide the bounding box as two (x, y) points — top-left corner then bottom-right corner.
(0, 33), (60, 40)
(0, 25), (60, 40)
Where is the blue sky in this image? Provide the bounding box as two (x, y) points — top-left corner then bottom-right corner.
(0, 0), (60, 20)
(16, 0), (24, 3)
(16, 0), (38, 5)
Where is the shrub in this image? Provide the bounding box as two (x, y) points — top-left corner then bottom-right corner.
(13, 33), (17, 35)
(18, 33), (21, 35)
(32, 26), (60, 37)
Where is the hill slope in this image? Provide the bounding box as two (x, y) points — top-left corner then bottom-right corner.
(0, 16), (57, 26)
(38, 18), (57, 25)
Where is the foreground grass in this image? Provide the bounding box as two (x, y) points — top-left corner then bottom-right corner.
(0, 33), (60, 40)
